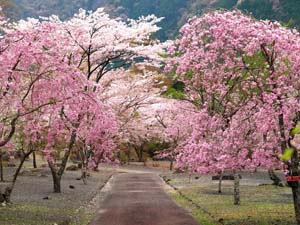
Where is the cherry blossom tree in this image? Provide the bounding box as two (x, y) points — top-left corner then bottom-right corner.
(0, 10), (119, 197)
(167, 10), (300, 221)
(0, 6), (170, 203)
(100, 66), (168, 163)
(43, 90), (117, 191)
(14, 8), (166, 85)
(0, 21), (92, 201)
(10, 8), (169, 171)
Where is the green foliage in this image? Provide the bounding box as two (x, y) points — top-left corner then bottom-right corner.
(132, 111), (140, 118)
(243, 51), (266, 69)
(238, 0), (277, 20)
(172, 81), (185, 92)
(281, 148), (294, 162)
(291, 125), (300, 137)
(280, 0), (300, 28)
(184, 70), (193, 80)
(8, 0), (300, 40)
(145, 138), (170, 157)
(116, 0), (189, 40)
(162, 77), (185, 99)
(238, 0), (300, 30)
(214, 0), (238, 9)
(163, 87), (185, 100)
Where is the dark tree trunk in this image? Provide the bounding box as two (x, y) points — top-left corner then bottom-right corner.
(48, 162), (62, 193)
(278, 112), (300, 224)
(92, 151), (104, 172)
(80, 146), (91, 185)
(169, 158), (174, 171)
(140, 149), (143, 162)
(48, 132), (76, 193)
(292, 185), (300, 225)
(117, 151), (121, 165)
(32, 151), (37, 169)
(218, 173), (223, 194)
(261, 44), (300, 224)
(275, 111), (300, 223)
(0, 115), (19, 148)
(0, 151), (31, 203)
(0, 185), (12, 203)
(52, 173), (61, 193)
(135, 148), (143, 162)
(81, 169), (87, 184)
(290, 146), (300, 225)
(288, 151), (300, 225)
(234, 173), (240, 205)
(127, 150), (131, 165)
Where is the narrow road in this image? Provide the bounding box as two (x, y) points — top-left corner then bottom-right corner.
(89, 173), (200, 225)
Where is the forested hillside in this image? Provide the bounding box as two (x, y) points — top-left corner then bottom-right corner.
(2, 0), (300, 39)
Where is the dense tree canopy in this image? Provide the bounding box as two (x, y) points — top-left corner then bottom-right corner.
(166, 10), (300, 221)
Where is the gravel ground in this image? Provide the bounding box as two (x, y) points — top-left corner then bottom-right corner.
(161, 169), (286, 189)
(0, 162), (115, 225)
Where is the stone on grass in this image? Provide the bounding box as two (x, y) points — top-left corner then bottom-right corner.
(43, 196), (51, 200)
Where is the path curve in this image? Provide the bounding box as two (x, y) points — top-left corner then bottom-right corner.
(89, 173), (200, 225)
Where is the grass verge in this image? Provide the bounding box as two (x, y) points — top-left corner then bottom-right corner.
(168, 183), (296, 225)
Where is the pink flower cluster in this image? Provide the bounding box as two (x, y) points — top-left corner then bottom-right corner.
(167, 11), (300, 174)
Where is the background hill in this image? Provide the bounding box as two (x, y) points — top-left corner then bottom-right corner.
(2, 0), (300, 40)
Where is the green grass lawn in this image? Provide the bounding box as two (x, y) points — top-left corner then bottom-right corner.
(0, 200), (96, 225)
(0, 204), (72, 225)
(170, 184), (296, 225)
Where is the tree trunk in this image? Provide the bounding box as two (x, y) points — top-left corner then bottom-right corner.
(81, 151), (88, 185)
(81, 169), (87, 185)
(234, 173), (240, 205)
(169, 159), (174, 171)
(291, 184), (300, 225)
(218, 173), (223, 194)
(93, 161), (100, 171)
(117, 151), (121, 165)
(289, 146), (300, 225)
(0, 154), (4, 182)
(52, 173), (61, 193)
(92, 151), (104, 171)
(134, 147), (143, 162)
(127, 150), (131, 165)
(48, 161), (62, 193)
(58, 132), (76, 176)
(0, 151), (31, 203)
(79, 145), (89, 185)
(48, 131), (76, 193)
(0, 185), (13, 204)
(139, 149), (144, 162)
(32, 151), (37, 169)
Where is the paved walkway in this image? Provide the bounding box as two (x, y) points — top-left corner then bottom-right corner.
(89, 173), (200, 225)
